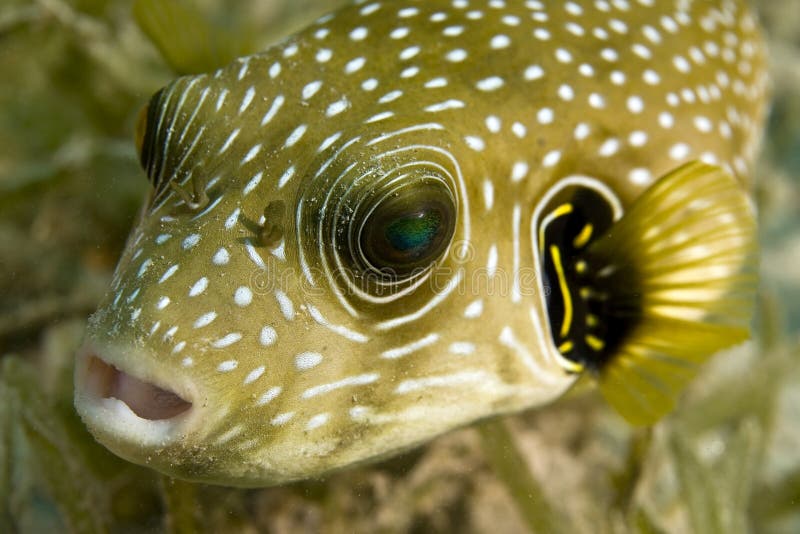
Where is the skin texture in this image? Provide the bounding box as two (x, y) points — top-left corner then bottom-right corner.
(74, 0), (768, 486)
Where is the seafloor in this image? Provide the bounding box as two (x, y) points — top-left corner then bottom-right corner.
(1, 1), (798, 532)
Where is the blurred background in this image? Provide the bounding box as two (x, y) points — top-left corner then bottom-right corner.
(1, 0), (798, 532)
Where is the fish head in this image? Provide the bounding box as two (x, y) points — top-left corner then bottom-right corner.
(74, 53), (576, 486)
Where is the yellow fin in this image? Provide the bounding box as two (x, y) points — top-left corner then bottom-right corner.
(588, 161), (758, 425)
(133, 0), (256, 75)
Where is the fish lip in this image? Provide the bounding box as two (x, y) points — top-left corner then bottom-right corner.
(73, 341), (199, 451)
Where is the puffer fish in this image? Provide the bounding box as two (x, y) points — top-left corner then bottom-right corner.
(74, 0), (769, 486)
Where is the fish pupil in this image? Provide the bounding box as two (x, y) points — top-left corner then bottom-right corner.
(539, 187), (641, 372)
(385, 210), (442, 253)
(359, 180), (455, 279)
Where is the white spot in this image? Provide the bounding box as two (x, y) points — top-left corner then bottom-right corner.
(443, 25), (464, 36)
(155, 234), (171, 245)
(485, 115), (501, 133)
(156, 296), (170, 310)
(234, 286), (253, 307)
(326, 97), (350, 117)
(511, 161), (529, 182)
(629, 168), (653, 185)
(445, 49), (468, 62)
(491, 34), (511, 49)
(578, 63), (594, 77)
(189, 277), (208, 297)
(425, 99), (465, 112)
(399, 46), (420, 60)
(464, 299), (484, 318)
(316, 48), (333, 63)
(379, 90), (403, 103)
(599, 138), (620, 157)
(301, 373), (380, 398)
(537, 107), (554, 124)
(345, 57), (366, 74)
(269, 62), (281, 79)
(601, 48), (619, 62)
(261, 95), (284, 126)
(390, 27), (409, 39)
(589, 92), (606, 109)
(212, 248), (230, 265)
(425, 77), (448, 88)
(694, 116), (713, 132)
(524, 64), (545, 80)
(533, 28), (551, 41)
(193, 311), (217, 329)
(295, 351), (323, 370)
(275, 290), (295, 320)
(218, 128), (240, 154)
(277, 165), (296, 189)
(395, 371), (491, 394)
(244, 366), (265, 385)
(212, 332), (242, 348)
(398, 6), (419, 17)
(464, 135), (485, 151)
(659, 111), (675, 128)
(303, 81), (323, 100)
(305, 413), (330, 431)
(670, 143), (691, 160)
(242, 145), (262, 166)
(643, 69), (661, 85)
(350, 27), (368, 40)
(610, 70), (626, 85)
(285, 124), (307, 147)
(629, 131), (648, 146)
(181, 357), (193, 367)
(242, 172), (263, 196)
(270, 412), (294, 426)
(487, 244), (499, 277)
(260, 326), (277, 346)
(574, 123), (590, 140)
(483, 179), (494, 210)
(627, 95), (644, 113)
(217, 360), (238, 372)
(542, 150), (561, 167)
(673, 55), (691, 73)
(319, 133), (341, 152)
(239, 87), (255, 113)
(159, 265), (178, 284)
(256, 386), (281, 405)
(449, 342), (476, 355)
(558, 84), (575, 101)
(555, 48), (573, 63)
(381, 333), (440, 359)
(512, 122), (527, 138)
(476, 76), (504, 91)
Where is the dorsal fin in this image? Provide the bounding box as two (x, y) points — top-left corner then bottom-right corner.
(133, 0), (256, 75)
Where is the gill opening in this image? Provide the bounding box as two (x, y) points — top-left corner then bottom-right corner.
(531, 177), (626, 374)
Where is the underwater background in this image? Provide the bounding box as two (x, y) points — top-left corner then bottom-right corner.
(0, 0), (798, 532)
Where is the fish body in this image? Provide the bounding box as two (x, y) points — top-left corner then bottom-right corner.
(75, 0), (768, 486)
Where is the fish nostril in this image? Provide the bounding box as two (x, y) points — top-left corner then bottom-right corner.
(83, 354), (192, 420)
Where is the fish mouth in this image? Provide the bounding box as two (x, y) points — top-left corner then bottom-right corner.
(74, 342), (195, 449)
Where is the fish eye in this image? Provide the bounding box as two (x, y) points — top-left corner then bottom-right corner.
(358, 178), (456, 279)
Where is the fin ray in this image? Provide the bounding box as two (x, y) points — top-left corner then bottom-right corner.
(588, 161), (757, 425)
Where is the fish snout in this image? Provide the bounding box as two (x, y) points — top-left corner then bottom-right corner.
(74, 342), (195, 451)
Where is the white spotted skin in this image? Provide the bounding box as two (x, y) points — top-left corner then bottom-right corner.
(78, 0), (768, 486)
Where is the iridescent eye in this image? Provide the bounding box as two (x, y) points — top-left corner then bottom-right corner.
(359, 179), (456, 278)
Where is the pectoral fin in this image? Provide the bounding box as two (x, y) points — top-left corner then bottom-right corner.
(586, 161), (758, 425)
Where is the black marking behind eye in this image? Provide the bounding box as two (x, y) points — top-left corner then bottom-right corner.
(539, 186), (641, 373)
